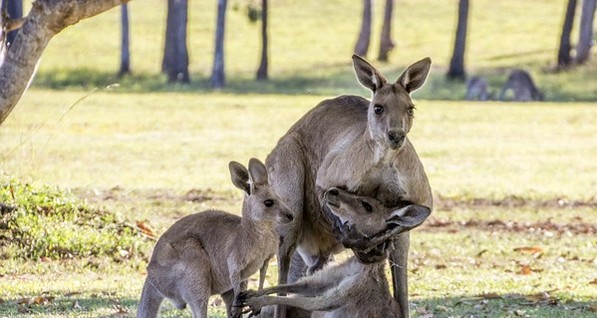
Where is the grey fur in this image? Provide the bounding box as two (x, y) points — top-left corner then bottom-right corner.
(499, 69), (544, 101)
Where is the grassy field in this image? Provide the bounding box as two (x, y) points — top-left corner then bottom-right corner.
(1, 0), (596, 317)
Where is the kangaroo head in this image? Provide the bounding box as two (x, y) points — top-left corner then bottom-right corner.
(323, 187), (429, 237)
(352, 55), (431, 151)
(229, 158), (293, 223)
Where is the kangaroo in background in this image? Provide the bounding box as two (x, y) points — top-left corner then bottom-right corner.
(499, 69), (544, 102)
(236, 187), (431, 318)
(266, 55), (433, 318)
(137, 158), (292, 318)
(465, 76), (490, 101)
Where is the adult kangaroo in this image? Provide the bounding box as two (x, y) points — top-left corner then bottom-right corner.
(266, 55), (433, 318)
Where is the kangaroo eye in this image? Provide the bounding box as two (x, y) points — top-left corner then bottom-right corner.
(373, 104), (384, 115)
(407, 107), (415, 116)
(264, 199), (274, 207)
(361, 201), (373, 213)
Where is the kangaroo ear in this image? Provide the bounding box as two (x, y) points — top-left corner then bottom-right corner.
(397, 57), (432, 94)
(385, 204), (431, 234)
(247, 158), (268, 189)
(229, 161), (250, 195)
(352, 54), (387, 92)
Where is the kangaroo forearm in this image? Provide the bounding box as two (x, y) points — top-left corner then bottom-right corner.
(253, 295), (342, 312)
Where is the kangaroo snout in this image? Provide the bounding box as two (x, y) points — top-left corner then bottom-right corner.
(387, 130), (405, 149)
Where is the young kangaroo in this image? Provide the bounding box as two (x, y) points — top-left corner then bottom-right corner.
(236, 187), (431, 318)
(499, 69), (544, 102)
(137, 158), (292, 318)
(266, 55), (433, 318)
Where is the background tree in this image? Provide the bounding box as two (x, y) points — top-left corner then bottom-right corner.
(0, 0), (128, 126)
(557, 0), (577, 68)
(378, 0), (395, 61)
(354, 0), (372, 56)
(256, 0), (268, 80)
(5, 0), (22, 46)
(576, 0), (596, 64)
(211, 0), (227, 88)
(162, 0), (190, 83)
(118, 3), (131, 76)
(447, 0), (469, 81)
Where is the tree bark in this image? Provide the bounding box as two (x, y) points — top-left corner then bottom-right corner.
(0, 0), (129, 126)
(162, 0), (189, 83)
(558, 0), (577, 68)
(378, 0), (395, 61)
(354, 0), (372, 57)
(256, 0), (268, 81)
(118, 3), (130, 76)
(447, 0), (469, 81)
(6, 0), (23, 46)
(576, 0), (596, 64)
(211, 0), (227, 88)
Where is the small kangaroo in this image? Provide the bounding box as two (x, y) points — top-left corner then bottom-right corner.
(465, 76), (490, 101)
(236, 187), (430, 318)
(266, 55), (433, 318)
(499, 69), (544, 102)
(137, 158), (292, 318)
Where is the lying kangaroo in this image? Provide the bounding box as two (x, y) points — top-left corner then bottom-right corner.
(266, 55), (433, 317)
(499, 69), (544, 102)
(137, 158), (292, 318)
(236, 187), (431, 318)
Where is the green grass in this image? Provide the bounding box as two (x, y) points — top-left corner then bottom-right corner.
(1, 0), (596, 316)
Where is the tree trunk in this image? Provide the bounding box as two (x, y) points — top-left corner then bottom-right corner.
(211, 0), (227, 88)
(447, 0), (469, 81)
(118, 3), (131, 76)
(576, 0), (596, 63)
(354, 0), (372, 57)
(6, 0), (23, 46)
(378, 0), (395, 61)
(256, 0), (268, 81)
(558, 0), (577, 68)
(162, 0), (189, 83)
(0, 0), (129, 126)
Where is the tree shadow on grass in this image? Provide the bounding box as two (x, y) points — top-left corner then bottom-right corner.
(30, 63), (597, 102)
(412, 294), (596, 318)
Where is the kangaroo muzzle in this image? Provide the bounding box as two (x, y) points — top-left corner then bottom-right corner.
(387, 130), (406, 149)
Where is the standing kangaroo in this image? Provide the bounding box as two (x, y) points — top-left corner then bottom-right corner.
(236, 187), (431, 318)
(266, 55), (433, 318)
(137, 158), (292, 318)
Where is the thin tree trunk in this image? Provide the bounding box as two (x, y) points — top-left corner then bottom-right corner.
(6, 0), (22, 46)
(354, 0), (372, 57)
(256, 0), (268, 81)
(378, 0), (395, 61)
(558, 0), (577, 68)
(576, 0), (596, 63)
(118, 3), (131, 76)
(211, 0), (227, 88)
(162, 0), (189, 83)
(447, 0), (469, 81)
(0, 0), (129, 126)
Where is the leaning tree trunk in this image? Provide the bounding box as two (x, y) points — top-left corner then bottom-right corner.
(576, 0), (596, 64)
(558, 0), (577, 68)
(447, 0), (469, 81)
(378, 0), (395, 61)
(118, 3), (131, 76)
(211, 0), (227, 88)
(162, 0), (189, 83)
(0, 0), (129, 126)
(6, 0), (23, 46)
(256, 0), (268, 81)
(354, 0), (372, 57)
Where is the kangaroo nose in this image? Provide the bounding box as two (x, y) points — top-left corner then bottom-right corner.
(328, 188), (339, 196)
(388, 130), (405, 146)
